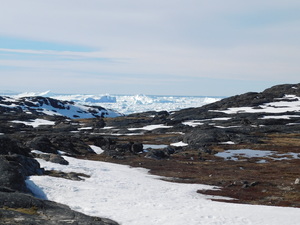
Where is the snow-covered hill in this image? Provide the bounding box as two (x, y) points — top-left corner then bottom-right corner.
(0, 95), (122, 119)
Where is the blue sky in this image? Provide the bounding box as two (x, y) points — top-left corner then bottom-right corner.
(0, 0), (299, 96)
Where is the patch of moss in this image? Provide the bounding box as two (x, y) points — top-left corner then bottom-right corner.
(2, 206), (38, 215)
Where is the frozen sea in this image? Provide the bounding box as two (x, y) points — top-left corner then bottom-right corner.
(9, 91), (222, 114)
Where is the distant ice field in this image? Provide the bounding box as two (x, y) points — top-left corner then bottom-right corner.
(10, 91), (222, 114)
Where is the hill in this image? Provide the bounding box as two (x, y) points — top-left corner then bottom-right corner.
(0, 83), (300, 224)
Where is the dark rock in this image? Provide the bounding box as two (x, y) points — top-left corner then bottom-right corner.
(49, 154), (69, 165)
(44, 170), (90, 181)
(250, 181), (259, 187)
(242, 184), (250, 189)
(27, 136), (57, 154)
(183, 128), (227, 149)
(51, 135), (93, 155)
(131, 143), (143, 153)
(52, 122), (77, 132)
(145, 149), (169, 160)
(0, 192), (119, 225)
(0, 155), (27, 192)
(0, 136), (30, 156)
(115, 143), (131, 153)
(89, 137), (116, 150)
(37, 154), (69, 165)
(0, 154), (42, 192)
(93, 118), (106, 128)
(164, 146), (176, 155)
(5, 154), (43, 176)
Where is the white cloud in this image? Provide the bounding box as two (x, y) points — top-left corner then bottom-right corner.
(0, 0), (299, 95)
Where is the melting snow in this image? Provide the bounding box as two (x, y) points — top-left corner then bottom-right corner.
(144, 144), (168, 149)
(27, 157), (300, 225)
(182, 120), (204, 127)
(170, 141), (188, 147)
(128, 124), (172, 131)
(216, 149), (299, 161)
(219, 141), (235, 145)
(211, 95), (300, 114)
(260, 115), (300, 119)
(183, 117), (231, 127)
(11, 119), (56, 128)
(90, 145), (104, 154)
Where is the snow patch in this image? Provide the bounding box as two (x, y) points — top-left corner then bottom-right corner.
(260, 115), (300, 119)
(219, 141), (235, 145)
(143, 144), (168, 149)
(89, 145), (104, 154)
(170, 141), (188, 147)
(27, 157), (300, 225)
(11, 119), (56, 128)
(31, 150), (48, 155)
(212, 96), (300, 114)
(128, 124), (172, 131)
(182, 120), (204, 127)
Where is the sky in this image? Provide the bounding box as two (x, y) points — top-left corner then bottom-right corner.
(0, 0), (299, 96)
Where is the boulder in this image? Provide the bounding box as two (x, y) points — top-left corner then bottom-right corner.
(27, 136), (57, 154)
(0, 154), (43, 192)
(145, 149), (169, 160)
(0, 155), (27, 192)
(131, 143), (143, 153)
(51, 135), (93, 155)
(0, 136), (31, 156)
(37, 154), (69, 165)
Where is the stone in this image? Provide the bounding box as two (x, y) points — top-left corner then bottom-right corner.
(131, 143), (143, 153)
(0, 136), (30, 156)
(27, 136), (57, 154)
(36, 153), (69, 165)
(0, 192), (119, 225)
(51, 135), (93, 155)
(145, 149), (168, 160)
(0, 154), (43, 192)
(49, 154), (69, 165)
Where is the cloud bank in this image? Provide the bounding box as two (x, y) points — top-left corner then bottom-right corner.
(0, 0), (299, 95)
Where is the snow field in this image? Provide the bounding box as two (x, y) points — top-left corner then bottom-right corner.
(27, 156), (300, 225)
(213, 95), (300, 114)
(11, 118), (56, 128)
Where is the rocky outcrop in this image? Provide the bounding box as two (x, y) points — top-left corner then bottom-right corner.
(170, 83), (300, 121)
(36, 154), (69, 165)
(0, 96), (122, 119)
(50, 135), (94, 155)
(0, 192), (119, 225)
(0, 136), (31, 156)
(0, 155), (34, 192)
(0, 136), (119, 224)
(27, 136), (58, 154)
(0, 153), (120, 224)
